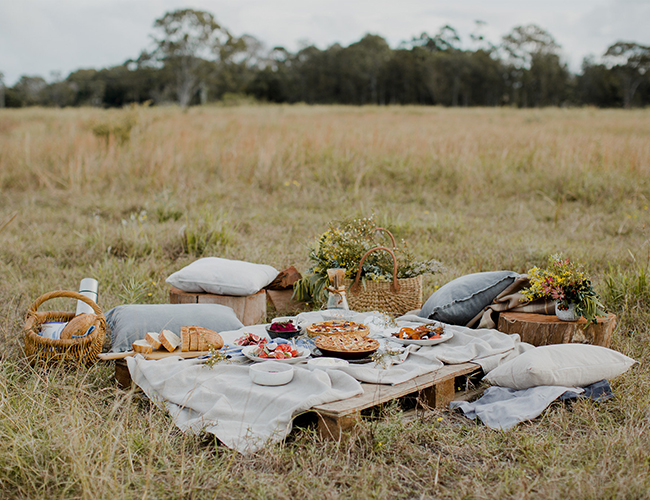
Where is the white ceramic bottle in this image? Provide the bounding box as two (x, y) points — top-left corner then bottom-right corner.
(75, 278), (99, 315)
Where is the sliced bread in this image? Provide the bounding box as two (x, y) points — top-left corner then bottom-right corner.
(189, 327), (198, 351)
(160, 329), (181, 352)
(145, 331), (162, 350)
(132, 339), (153, 354)
(181, 326), (191, 352)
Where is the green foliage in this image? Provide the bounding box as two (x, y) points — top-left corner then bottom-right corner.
(181, 211), (232, 256)
(603, 260), (650, 314)
(91, 115), (136, 145)
(220, 92), (257, 106)
(117, 277), (149, 304)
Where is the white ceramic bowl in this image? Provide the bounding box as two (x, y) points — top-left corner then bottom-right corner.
(249, 361), (295, 386)
(307, 357), (350, 371)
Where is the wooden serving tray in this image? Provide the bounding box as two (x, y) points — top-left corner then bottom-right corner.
(98, 348), (210, 361)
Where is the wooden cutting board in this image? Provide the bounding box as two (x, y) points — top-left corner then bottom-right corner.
(98, 348), (210, 361)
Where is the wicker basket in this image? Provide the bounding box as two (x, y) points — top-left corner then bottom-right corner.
(24, 290), (106, 366)
(345, 246), (423, 316)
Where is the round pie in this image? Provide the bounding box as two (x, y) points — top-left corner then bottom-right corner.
(315, 333), (379, 355)
(306, 320), (369, 337)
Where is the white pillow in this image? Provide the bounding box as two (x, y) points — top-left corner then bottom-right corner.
(166, 257), (279, 296)
(484, 344), (636, 390)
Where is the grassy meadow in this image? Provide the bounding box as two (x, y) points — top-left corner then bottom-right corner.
(1, 104), (650, 499)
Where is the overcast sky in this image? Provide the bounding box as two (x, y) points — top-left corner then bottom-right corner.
(1, 0), (649, 86)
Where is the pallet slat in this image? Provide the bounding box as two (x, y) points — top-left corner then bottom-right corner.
(312, 362), (481, 438)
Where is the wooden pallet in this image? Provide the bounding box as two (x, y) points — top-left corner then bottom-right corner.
(311, 362), (482, 439)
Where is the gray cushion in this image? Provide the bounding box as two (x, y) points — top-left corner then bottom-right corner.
(107, 304), (244, 352)
(419, 271), (519, 326)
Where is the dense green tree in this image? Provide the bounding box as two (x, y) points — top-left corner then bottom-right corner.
(12, 76), (48, 106)
(576, 57), (620, 107)
(500, 24), (568, 107)
(148, 9), (235, 106)
(337, 34), (391, 104)
(0, 72), (5, 108)
(604, 41), (650, 108)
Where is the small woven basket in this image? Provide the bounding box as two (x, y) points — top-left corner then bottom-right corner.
(345, 245), (423, 316)
(23, 290), (106, 366)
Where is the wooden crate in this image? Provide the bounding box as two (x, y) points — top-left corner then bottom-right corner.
(169, 286), (266, 326)
(497, 312), (617, 348)
(311, 362), (481, 439)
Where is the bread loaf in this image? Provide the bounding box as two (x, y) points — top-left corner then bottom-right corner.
(132, 339), (153, 354)
(60, 313), (96, 340)
(145, 331), (162, 350)
(160, 329), (181, 352)
(195, 327), (224, 350)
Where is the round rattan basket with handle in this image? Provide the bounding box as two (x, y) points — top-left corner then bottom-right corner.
(344, 246), (422, 316)
(24, 290), (106, 366)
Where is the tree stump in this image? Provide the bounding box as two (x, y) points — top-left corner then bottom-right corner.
(497, 312), (617, 348)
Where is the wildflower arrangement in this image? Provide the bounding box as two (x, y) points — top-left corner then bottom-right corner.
(293, 216), (442, 307)
(522, 254), (606, 325)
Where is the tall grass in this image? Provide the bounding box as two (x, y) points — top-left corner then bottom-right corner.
(1, 105), (649, 498)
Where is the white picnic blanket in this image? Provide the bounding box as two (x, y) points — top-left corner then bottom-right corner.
(127, 310), (533, 453)
(127, 355), (363, 454)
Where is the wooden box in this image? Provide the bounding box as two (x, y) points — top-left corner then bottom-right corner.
(168, 286), (266, 326)
(497, 312), (617, 348)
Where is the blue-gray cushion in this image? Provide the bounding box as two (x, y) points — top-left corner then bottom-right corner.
(107, 304), (244, 352)
(419, 271), (519, 325)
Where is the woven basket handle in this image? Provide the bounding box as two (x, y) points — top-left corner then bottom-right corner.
(27, 290), (104, 317)
(351, 246), (400, 294)
(372, 227), (397, 248)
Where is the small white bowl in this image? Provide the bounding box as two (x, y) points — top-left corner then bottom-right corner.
(307, 358), (350, 371)
(249, 361), (294, 386)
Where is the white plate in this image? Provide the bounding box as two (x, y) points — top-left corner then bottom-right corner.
(242, 345), (310, 364)
(388, 331), (454, 346)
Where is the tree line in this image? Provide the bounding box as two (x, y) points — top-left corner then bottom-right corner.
(1, 9), (649, 109)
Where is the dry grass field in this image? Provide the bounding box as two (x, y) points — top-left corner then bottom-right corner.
(1, 104), (649, 499)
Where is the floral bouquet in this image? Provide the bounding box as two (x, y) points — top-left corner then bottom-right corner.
(522, 254), (606, 325)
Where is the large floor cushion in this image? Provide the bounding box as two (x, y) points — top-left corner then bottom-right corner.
(166, 257), (279, 296)
(107, 303), (244, 352)
(419, 270), (519, 325)
(484, 344), (637, 390)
